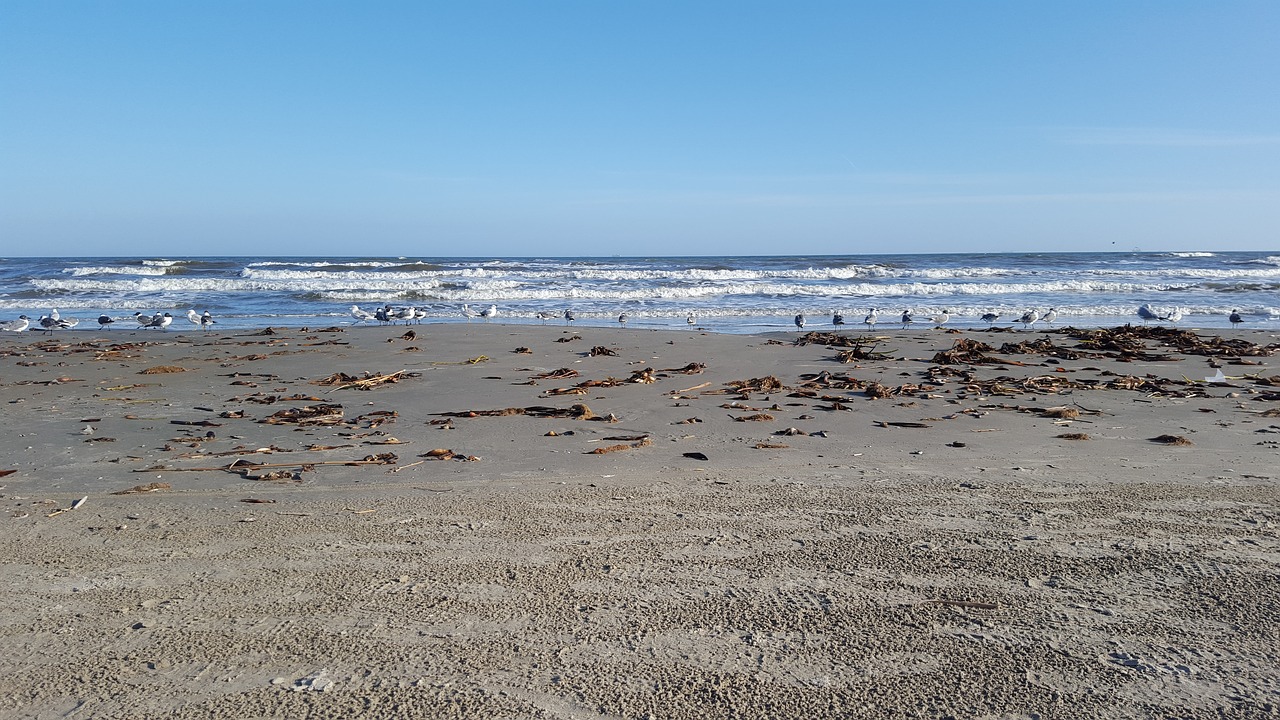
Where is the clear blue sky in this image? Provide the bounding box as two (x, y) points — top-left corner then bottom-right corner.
(2, 1), (1277, 257)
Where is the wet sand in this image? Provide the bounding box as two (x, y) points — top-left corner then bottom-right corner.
(1, 322), (1278, 719)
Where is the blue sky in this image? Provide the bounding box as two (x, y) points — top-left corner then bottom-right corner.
(2, 1), (1277, 257)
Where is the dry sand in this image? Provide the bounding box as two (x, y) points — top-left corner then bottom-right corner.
(1, 322), (1278, 719)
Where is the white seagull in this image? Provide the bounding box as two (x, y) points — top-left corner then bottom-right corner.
(1162, 307), (1184, 324)
(187, 309), (202, 328)
(535, 310), (556, 323)
(0, 315), (30, 332)
(863, 308), (878, 332)
(686, 313), (695, 326)
(929, 310), (951, 329)
(149, 312), (173, 331)
(135, 312), (153, 328)
(618, 313), (628, 326)
(461, 304), (479, 320)
(200, 310), (215, 331)
(794, 313), (806, 330)
(1019, 309), (1040, 329)
(1040, 308), (1058, 325)
(1137, 304), (1161, 325)
(350, 305), (374, 323)
(480, 304), (497, 321)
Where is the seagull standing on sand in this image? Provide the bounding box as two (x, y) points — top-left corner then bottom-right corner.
(1230, 309), (1243, 328)
(350, 305), (374, 323)
(480, 305), (497, 321)
(900, 310), (914, 329)
(98, 314), (115, 329)
(393, 306), (415, 324)
(863, 308), (878, 332)
(564, 309), (575, 324)
(832, 311), (845, 328)
(187, 309), (202, 328)
(794, 313), (806, 330)
(618, 313), (628, 327)
(1019, 309), (1040, 330)
(0, 315), (30, 332)
(150, 312), (173, 331)
(135, 312), (152, 328)
(411, 307), (427, 324)
(686, 313), (695, 326)
(1162, 307), (1184, 324)
(200, 310), (215, 331)
(1137, 304), (1161, 325)
(929, 310), (951, 329)
(1040, 308), (1058, 325)
(461, 304), (479, 320)
(535, 310), (556, 323)
(980, 312), (1000, 326)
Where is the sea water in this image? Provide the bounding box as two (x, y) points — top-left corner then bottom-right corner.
(1, 251), (1277, 332)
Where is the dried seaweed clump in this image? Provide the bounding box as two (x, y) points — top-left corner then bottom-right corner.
(139, 365), (187, 374)
(1150, 434), (1193, 446)
(1055, 433), (1091, 441)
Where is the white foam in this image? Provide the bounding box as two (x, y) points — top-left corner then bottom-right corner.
(65, 265), (171, 277)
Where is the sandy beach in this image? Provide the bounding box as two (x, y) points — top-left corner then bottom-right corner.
(1, 321), (1278, 719)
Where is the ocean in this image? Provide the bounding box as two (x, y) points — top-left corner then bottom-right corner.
(2, 252), (1278, 333)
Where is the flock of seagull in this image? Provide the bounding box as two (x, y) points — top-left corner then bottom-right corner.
(0, 309), (215, 334)
(0, 304), (1251, 334)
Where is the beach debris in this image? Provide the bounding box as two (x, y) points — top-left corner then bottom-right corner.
(1151, 434), (1193, 446)
(171, 419), (222, 427)
(604, 434), (650, 442)
(775, 427), (807, 436)
(753, 443), (789, 449)
(1063, 325), (1280, 357)
(683, 452), (710, 461)
(260, 404), (345, 426)
(312, 370), (418, 391)
(731, 413), (776, 422)
(674, 417), (703, 424)
(1040, 406), (1080, 419)
(112, 482), (172, 495)
(661, 362), (706, 374)
(432, 403), (601, 420)
(589, 345), (618, 356)
(70, 496), (88, 510)
(865, 382), (892, 399)
(241, 498), (277, 504)
(400, 330), (416, 341)
(512, 346), (532, 354)
(84, 436), (116, 443)
(587, 437), (653, 454)
(533, 368), (579, 380)
(417, 448), (478, 461)
(0, 470), (17, 478)
(1056, 433), (1091, 440)
(947, 441), (967, 447)
(555, 335), (582, 343)
(876, 421), (931, 428)
(139, 365), (188, 374)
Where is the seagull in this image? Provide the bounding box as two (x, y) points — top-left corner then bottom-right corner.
(186, 309), (203, 328)
(37, 315), (60, 334)
(462, 304), (479, 320)
(1229, 309), (1243, 328)
(980, 312), (1000, 326)
(794, 313), (806, 330)
(200, 310), (215, 331)
(564, 309), (575, 323)
(350, 305), (374, 323)
(900, 310), (914, 329)
(50, 308), (61, 322)
(80, 425), (95, 436)
(832, 311), (845, 328)
(1162, 307), (1184, 324)
(411, 307), (427, 324)
(149, 312), (173, 331)
(97, 314), (115, 329)
(863, 308), (878, 332)
(480, 304), (497, 321)
(0, 315), (30, 332)
(686, 313), (695, 326)
(1019, 309), (1040, 329)
(1040, 308), (1058, 325)
(618, 313), (628, 326)
(1137, 304), (1161, 325)
(392, 306), (414, 324)
(135, 312), (153, 328)
(535, 310), (556, 323)
(374, 306), (391, 325)
(929, 310), (951, 329)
